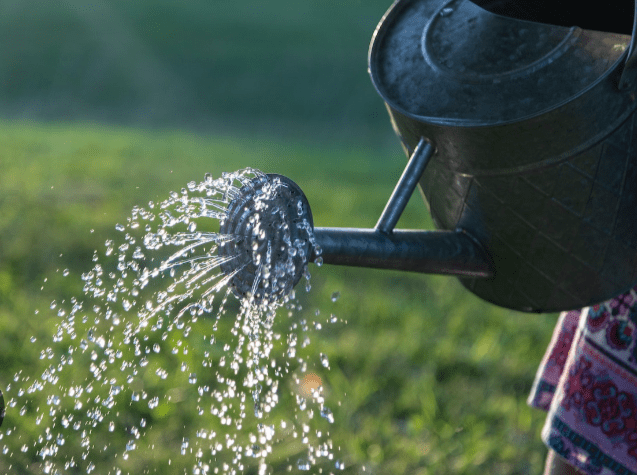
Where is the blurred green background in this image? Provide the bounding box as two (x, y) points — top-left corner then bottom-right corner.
(0, 1), (558, 474)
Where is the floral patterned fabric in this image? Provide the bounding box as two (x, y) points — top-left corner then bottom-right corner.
(528, 288), (637, 475)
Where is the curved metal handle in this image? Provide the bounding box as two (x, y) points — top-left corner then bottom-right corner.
(619, 0), (637, 90)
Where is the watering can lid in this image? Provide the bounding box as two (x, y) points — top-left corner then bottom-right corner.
(369, 0), (633, 126)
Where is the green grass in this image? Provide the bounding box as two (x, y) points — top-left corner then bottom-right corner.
(0, 119), (558, 474)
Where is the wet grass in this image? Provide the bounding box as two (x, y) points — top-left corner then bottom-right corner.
(0, 119), (558, 474)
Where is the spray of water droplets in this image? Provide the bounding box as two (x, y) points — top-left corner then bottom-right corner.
(1, 168), (345, 474)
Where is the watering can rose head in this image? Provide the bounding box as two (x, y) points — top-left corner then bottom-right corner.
(218, 174), (317, 305)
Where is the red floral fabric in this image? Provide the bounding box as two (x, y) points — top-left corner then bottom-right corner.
(528, 288), (637, 475)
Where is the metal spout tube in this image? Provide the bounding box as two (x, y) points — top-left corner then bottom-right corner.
(313, 227), (493, 278)
(306, 138), (495, 278)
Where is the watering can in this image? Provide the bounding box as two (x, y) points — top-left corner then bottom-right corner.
(221, 0), (637, 313)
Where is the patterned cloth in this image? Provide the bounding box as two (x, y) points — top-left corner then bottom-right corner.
(528, 288), (637, 475)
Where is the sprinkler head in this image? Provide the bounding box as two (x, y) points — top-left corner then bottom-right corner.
(219, 174), (314, 304)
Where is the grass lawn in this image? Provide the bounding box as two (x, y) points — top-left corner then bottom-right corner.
(0, 119), (558, 474)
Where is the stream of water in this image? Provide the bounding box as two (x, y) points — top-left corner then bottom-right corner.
(1, 168), (343, 474)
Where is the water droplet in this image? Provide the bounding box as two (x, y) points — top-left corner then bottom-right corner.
(320, 353), (330, 368)
(440, 6), (454, 16)
(320, 406), (334, 423)
(188, 373), (197, 384)
(331, 291), (340, 302)
(297, 459), (311, 471)
(148, 397), (159, 409)
(115, 223), (125, 232)
(181, 438), (189, 455)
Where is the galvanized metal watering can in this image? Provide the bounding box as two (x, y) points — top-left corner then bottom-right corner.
(222, 0), (637, 313)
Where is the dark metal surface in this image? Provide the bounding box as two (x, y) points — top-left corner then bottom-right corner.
(314, 228), (493, 277)
(369, 0), (633, 125)
(368, 0), (637, 311)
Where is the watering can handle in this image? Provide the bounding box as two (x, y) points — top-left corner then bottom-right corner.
(376, 138), (434, 234)
(618, 0), (637, 90)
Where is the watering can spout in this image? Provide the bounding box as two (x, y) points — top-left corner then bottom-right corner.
(218, 138), (492, 304)
(312, 227), (493, 278)
(310, 138), (492, 278)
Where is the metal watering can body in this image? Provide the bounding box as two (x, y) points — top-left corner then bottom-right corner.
(365, 0), (637, 312)
(220, 0), (637, 313)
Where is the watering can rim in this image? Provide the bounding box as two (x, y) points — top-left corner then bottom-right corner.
(368, 0), (637, 128)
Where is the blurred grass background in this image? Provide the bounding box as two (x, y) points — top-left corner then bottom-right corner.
(0, 1), (558, 474)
